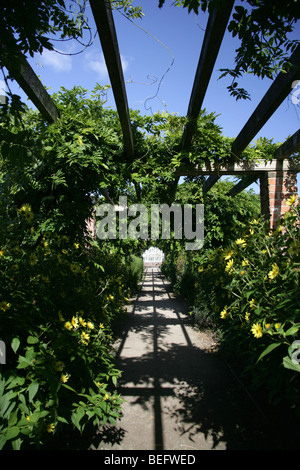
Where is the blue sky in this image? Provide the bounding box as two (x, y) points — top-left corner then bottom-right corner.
(1, 0), (300, 191)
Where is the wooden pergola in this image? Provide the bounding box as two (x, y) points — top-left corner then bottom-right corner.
(3, 0), (300, 227)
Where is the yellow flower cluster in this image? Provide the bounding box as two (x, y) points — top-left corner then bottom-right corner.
(220, 306), (228, 319)
(268, 263), (279, 280)
(63, 312), (96, 346)
(18, 203), (34, 223)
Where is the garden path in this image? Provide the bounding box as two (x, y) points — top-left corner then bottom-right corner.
(94, 267), (278, 451)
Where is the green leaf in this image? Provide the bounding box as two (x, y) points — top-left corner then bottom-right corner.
(28, 382), (39, 402)
(71, 407), (85, 431)
(284, 325), (300, 337)
(27, 335), (39, 344)
(11, 338), (20, 354)
(283, 356), (300, 373)
(257, 342), (281, 362)
(5, 426), (19, 441)
(57, 416), (69, 424)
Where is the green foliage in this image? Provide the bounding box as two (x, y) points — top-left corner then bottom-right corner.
(168, 195), (300, 411)
(0, 86), (143, 450)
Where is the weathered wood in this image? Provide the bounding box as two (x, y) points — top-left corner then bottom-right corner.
(203, 175), (220, 192)
(174, 158), (300, 176)
(4, 54), (59, 123)
(231, 45), (300, 158)
(181, 0), (234, 152)
(90, 0), (134, 161)
(228, 175), (259, 196)
(274, 129), (300, 160)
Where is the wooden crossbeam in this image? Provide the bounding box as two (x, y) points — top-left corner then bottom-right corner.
(228, 129), (300, 195)
(227, 175), (259, 196)
(231, 45), (300, 158)
(3, 53), (59, 123)
(274, 129), (300, 160)
(180, 0), (234, 152)
(174, 158), (300, 176)
(90, 0), (134, 161)
(203, 175), (220, 192)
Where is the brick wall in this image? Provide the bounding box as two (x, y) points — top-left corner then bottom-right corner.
(260, 171), (298, 227)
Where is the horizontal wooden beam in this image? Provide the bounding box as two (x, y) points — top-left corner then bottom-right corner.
(90, 0), (134, 161)
(232, 45), (300, 158)
(181, 0), (234, 152)
(175, 158), (300, 176)
(274, 129), (300, 160)
(3, 53), (59, 123)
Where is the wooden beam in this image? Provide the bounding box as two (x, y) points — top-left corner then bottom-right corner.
(175, 158), (300, 176)
(203, 175), (220, 192)
(4, 54), (59, 123)
(274, 129), (300, 160)
(232, 45), (300, 158)
(228, 175), (259, 196)
(181, 0), (234, 152)
(90, 0), (134, 161)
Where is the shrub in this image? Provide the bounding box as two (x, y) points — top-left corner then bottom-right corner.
(192, 195), (300, 410)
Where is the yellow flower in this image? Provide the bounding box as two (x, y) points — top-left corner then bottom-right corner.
(288, 242), (299, 256)
(224, 249), (233, 260)
(71, 316), (79, 329)
(74, 243), (80, 249)
(109, 294), (114, 300)
(0, 301), (11, 311)
(104, 393), (109, 400)
(235, 238), (246, 248)
(275, 323), (281, 329)
(245, 312), (250, 322)
(286, 194), (297, 206)
(64, 321), (73, 330)
(81, 331), (90, 344)
(265, 323), (271, 330)
(62, 373), (70, 383)
(70, 263), (81, 274)
(198, 266), (204, 272)
(99, 323), (104, 329)
(29, 253), (37, 265)
(249, 298), (257, 309)
(225, 259), (234, 272)
(268, 263), (279, 280)
(79, 317), (86, 327)
(242, 259), (249, 266)
(251, 323), (263, 338)
(0, 249), (4, 257)
(87, 321), (94, 330)
(47, 423), (55, 433)
(220, 306), (228, 319)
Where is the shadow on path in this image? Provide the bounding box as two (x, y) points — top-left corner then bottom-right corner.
(94, 268), (282, 451)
